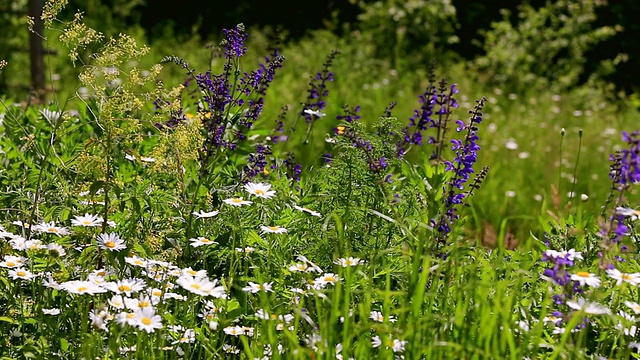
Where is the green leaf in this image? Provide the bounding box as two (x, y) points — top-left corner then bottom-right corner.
(0, 316), (15, 324)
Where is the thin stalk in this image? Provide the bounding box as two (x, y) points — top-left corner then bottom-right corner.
(569, 129), (583, 209)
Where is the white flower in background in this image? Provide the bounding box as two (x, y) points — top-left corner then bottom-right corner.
(334, 257), (364, 267)
(313, 273), (339, 289)
(505, 138), (519, 150)
(172, 329), (196, 344)
(33, 221), (70, 237)
(391, 339), (408, 353)
(192, 210), (219, 219)
(125, 154), (136, 161)
(71, 213), (103, 227)
(0, 255), (27, 268)
(42, 308), (61, 315)
(370, 310), (397, 323)
(176, 275), (216, 297)
(260, 225), (287, 234)
(60, 280), (107, 295)
(223, 325), (244, 336)
(97, 233), (126, 251)
(244, 182), (276, 199)
(242, 282), (273, 293)
(108, 294), (125, 309)
(570, 272), (601, 288)
(616, 207), (640, 220)
(235, 246), (255, 253)
(293, 205), (321, 217)
(303, 109), (326, 118)
(181, 267), (207, 278)
(40, 109), (62, 123)
(372, 335), (382, 348)
(140, 157), (156, 163)
(606, 268), (640, 286)
(125, 255), (148, 268)
(566, 297), (610, 315)
(189, 237), (218, 247)
(625, 301), (640, 314)
(223, 197), (253, 206)
(617, 310), (638, 336)
(542, 315), (563, 324)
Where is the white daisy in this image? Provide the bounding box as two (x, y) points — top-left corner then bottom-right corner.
(134, 307), (163, 333)
(189, 237), (218, 247)
(47, 243), (66, 257)
(223, 325), (244, 336)
(369, 310), (397, 323)
(33, 221), (70, 237)
(334, 257), (364, 267)
(97, 233), (126, 251)
(60, 280), (107, 295)
(71, 213), (103, 227)
(293, 205), (321, 217)
(566, 297), (611, 315)
(242, 282), (273, 293)
(192, 210), (219, 219)
(223, 197), (253, 206)
(313, 273), (339, 289)
(260, 225), (287, 234)
(102, 278), (146, 296)
(625, 301), (640, 314)
(8, 268), (37, 281)
(0, 255), (28, 268)
(125, 255), (148, 268)
(176, 275), (216, 297)
(570, 272), (601, 288)
(607, 268), (640, 286)
(244, 182), (276, 199)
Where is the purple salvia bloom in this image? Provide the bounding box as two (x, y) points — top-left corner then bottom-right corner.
(221, 24), (248, 59)
(301, 50), (339, 124)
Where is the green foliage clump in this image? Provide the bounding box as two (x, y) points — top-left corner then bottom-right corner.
(473, 0), (618, 92)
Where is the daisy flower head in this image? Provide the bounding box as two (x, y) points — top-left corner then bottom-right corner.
(570, 271), (601, 288)
(334, 257), (364, 267)
(223, 197), (253, 207)
(8, 268), (37, 281)
(236, 246), (255, 253)
(47, 243), (66, 257)
(566, 297), (611, 315)
(242, 281), (273, 293)
(223, 325), (245, 336)
(260, 225), (287, 234)
(34, 221), (70, 237)
(125, 255), (148, 268)
(313, 273), (339, 289)
(60, 280), (107, 295)
(103, 278), (146, 296)
(97, 233), (126, 251)
(192, 210), (219, 219)
(189, 237), (218, 247)
(71, 213), (103, 227)
(244, 182), (276, 199)
(134, 307), (163, 333)
(625, 301), (640, 314)
(176, 275), (216, 297)
(0, 255), (28, 268)
(294, 205), (321, 217)
(370, 310), (397, 323)
(606, 268), (640, 286)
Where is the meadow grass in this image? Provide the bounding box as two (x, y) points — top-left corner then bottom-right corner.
(0, 4), (640, 360)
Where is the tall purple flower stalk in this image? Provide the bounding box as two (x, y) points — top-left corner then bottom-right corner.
(434, 97), (486, 245)
(300, 50), (339, 125)
(598, 130), (640, 267)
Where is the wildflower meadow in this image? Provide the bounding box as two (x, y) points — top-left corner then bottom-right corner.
(1, 1), (640, 359)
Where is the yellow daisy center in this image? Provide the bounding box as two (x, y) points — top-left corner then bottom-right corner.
(231, 198), (243, 203)
(324, 276), (336, 282)
(141, 317), (152, 325)
(576, 271), (590, 277)
(105, 241), (116, 248)
(127, 313), (135, 319)
(152, 290), (162, 296)
(6, 261), (15, 267)
(191, 284), (201, 290)
(17, 271), (27, 276)
(622, 274), (633, 280)
(255, 189), (266, 195)
(47, 227), (58, 233)
(83, 220), (92, 225)
(187, 269), (197, 275)
(78, 286), (88, 292)
(139, 301), (150, 308)
(268, 226), (279, 231)
(118, 285), (132, 292)
(200, 238), (211, 243)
